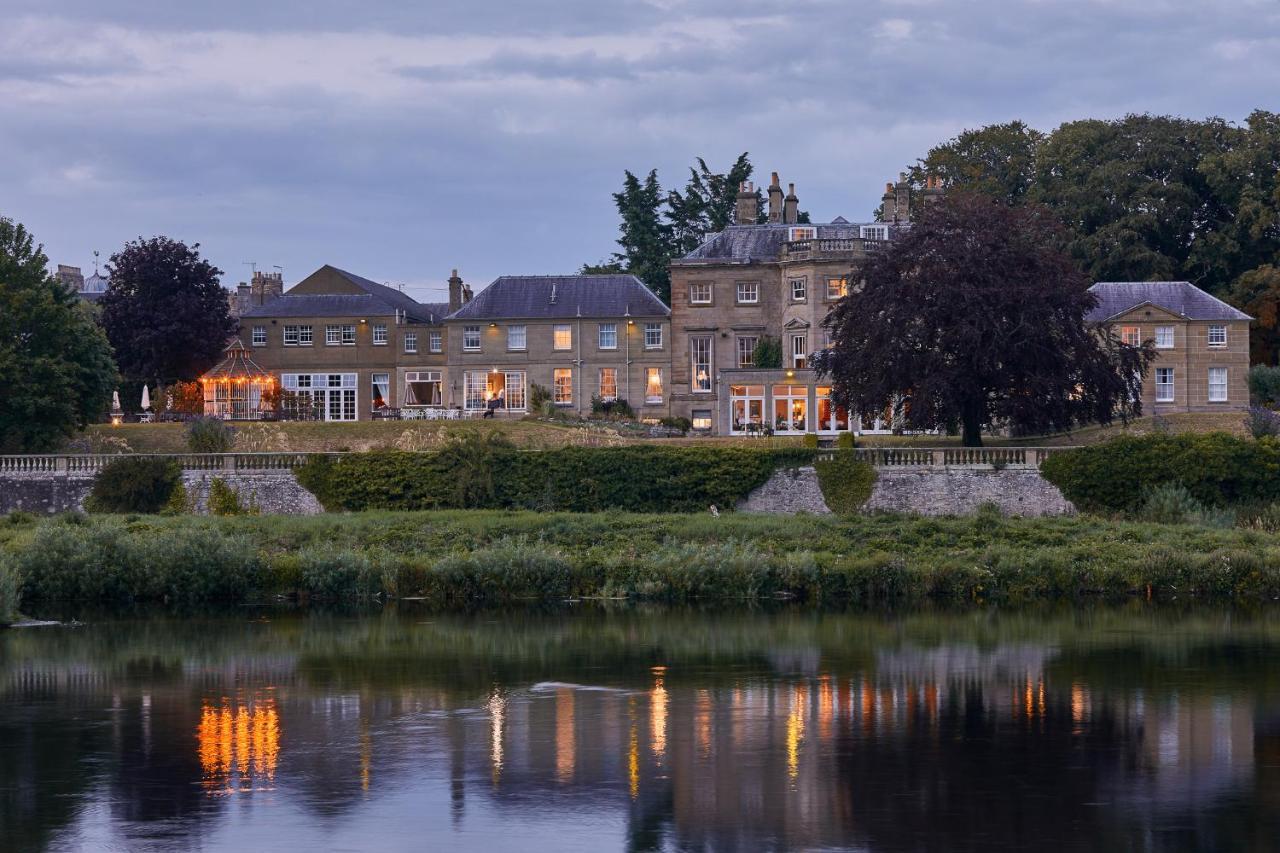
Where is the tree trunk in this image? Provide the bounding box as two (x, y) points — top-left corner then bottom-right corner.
(961, 400), (984, 447)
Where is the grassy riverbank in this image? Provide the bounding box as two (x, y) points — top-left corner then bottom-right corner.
(5, 509), (1280, 612)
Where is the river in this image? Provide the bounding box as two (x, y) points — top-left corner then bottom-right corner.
(2, 603), (1279, 852)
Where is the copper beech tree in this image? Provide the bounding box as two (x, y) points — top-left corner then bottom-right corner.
(813, 192), (1153, 446)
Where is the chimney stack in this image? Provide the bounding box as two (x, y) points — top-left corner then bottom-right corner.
(448, 268), (464, 312)
(236, 282), (251, 315)
(882, 181), (898, 223)
(250, 271), (283, 306)
(735, 180), (758, 225)
(783, 183), (799, 225)
(768, 172), (784, 224)
(462, 283), (473, 303)
(895, 173), (912, 223)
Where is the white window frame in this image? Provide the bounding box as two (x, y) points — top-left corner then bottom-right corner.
(788, 226), (816, 241)
(691, 336), (712, 393)
(791, 334), (808, 369)
(404, 371), (442, 407)
(691, 409), (712, 430)
(463, 325), (481, 352)
(860, 225), (888, 241)
(1208, 367), (1228, 402)
(598, 323), (617, 350)
(1208, 325), (1227, 347)
(403, 332), (418, 354)
(553, 368), (573, 405)
(599, 367), (618, 401)
(736, 281), (758, 304)
(689, 282), (712, 305)
(826, 278), (848, 300)
(251, 326), (267, 346)
(737, 336), (758, 368)
(281, 373), (356, 421)
(644, 323), (662, 349)
(325, 325), (342, 346)
(1154, 326), (1174, 349)
(1155, 367), (1175, 402)
(371, 372), (390, 410)
(1120, 325), (1141, 347)
(373, 324), (388, 346)
(645, 367), (663, 404)
(341, 324), (356, 346)
(507, 325), (526, 351)
(553, 324), (572, 351)
(298, 325), (312, 346)
(790, 278), (807, 302)
(429, 330), (442, 353)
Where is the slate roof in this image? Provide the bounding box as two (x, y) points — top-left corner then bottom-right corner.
(673, 221), (896, 264)
(1086, 281), (1252, 323)
(240, 265), (451, 324)
(448, 275), (669, 320)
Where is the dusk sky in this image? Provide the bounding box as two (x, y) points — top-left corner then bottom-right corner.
(2, 0), (1276, 303)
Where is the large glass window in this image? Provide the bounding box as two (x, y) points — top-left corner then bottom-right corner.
(599, 368), (618, 400)
(507, 325), (526, 350)
(691, 336), (712, 392)
(737, 336), (758, 368)
(281, 373), (356, 421)
(283, 325), (312, 346)
(553, 368), (573, 405)
(464, 371), (488, 410)
(599, 323), (617, 350)
(772, 384), (808, 433)
(404, 371), (442, 407)
(645, 368), (662, 403)
(553, 324), (572, 351)
(1156, 367), (1175, 402)
(791, 334), (808, 369)
(816, 386), (850, 433)
(371, 373), (390, 409)
(1209, 367), (1228, 402)
(463, 325), (481, 351)
(465, 370), (526, 410)
(730, 384), (765, 434)
(644, 323), (662, 349)
(1208, 325), (1227, 347)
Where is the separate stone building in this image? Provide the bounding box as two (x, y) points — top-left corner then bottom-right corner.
(234, 265), (462, 420)
(444, 274), (671, 419)
(667, 172), (939, 435)
(1087, 281), (1252, 412)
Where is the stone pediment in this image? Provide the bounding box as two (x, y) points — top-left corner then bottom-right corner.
(783, 318), (811, 330)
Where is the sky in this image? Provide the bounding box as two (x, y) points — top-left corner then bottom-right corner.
(2, 0), (1277, 304)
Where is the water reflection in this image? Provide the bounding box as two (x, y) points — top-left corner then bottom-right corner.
(2, 605), (1280, 851)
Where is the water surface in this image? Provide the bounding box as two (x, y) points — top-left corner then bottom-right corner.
(3, 604), (1280, 852)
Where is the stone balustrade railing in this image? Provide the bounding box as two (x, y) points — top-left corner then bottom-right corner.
(1, 446), (1077, 476)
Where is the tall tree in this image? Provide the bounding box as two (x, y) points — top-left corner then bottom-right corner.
(610, 170), (671, 302)
(909, 121), (1044, 203)
(99, 237), (235, 385)
(0, 217), (118, 451)
(814, 192), (1152, 446)
(1231, 265), (1280, 365)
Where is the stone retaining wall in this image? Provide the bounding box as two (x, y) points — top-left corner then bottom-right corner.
(0, 471), (322, 516)
(739, 466), (1074, 517)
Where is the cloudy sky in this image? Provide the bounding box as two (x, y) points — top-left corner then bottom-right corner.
(2, 0), (1276, 302)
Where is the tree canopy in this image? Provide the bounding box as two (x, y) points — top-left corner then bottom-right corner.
(0, 217), (118, 451)
(99, 236), (235, 384)
(813, 192), (1152, 446)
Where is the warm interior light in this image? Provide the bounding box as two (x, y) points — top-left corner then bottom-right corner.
(786, 370), (795, 378)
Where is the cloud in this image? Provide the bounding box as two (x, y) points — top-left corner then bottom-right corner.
(0, 1), (1277, 294)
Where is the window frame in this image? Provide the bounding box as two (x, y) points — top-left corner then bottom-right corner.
(371, 372), (390, 410)
(736, 335), (758, 368)
(645, 367), (663, 404)
(791, 333), (808, 369)
(644, 323), (663, 350)
(1208, 325), (1227, 347)
(790, 277), (807, 302)
(1120, 325), (1141, 347)
(373, 323), (388, 346)
(735, 281), (759, 305)
(598, 367), (618, 401)
(691, 336), (712, 393)
(553, 324), (573, 351)
(598, 323), (618, 350)
(553, 368), (573, 406)
(462, 325), (481, 352)
(825, 277), (848, 300)
(1155, 367), (1175, 402)
(429, 330), (443, 353)
(341, 324), (356, 346)
(325, 325), (342, 346)
(403, 332), (418, 354)
(1154, 326), (1174, 349)
(507, 324), (527, 351)
(251, 326), (267, 347)
(689, 282), (713, 305)
(1208, 367), (1228, 402)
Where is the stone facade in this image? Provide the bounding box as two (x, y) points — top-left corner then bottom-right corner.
(0, 470), (323, 515)
(738, 467), (832, 514)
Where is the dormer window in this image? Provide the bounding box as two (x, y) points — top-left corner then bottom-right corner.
(789, 227), (816, 241)
(861, 225), (888, 241)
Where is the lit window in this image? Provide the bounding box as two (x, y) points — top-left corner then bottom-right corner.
(692, 410), (712, 430)
(553, 324), (572, 350)
(404, 332), (418, 354)
(1208, 325), (1227, 347)
(691, 336), (712, 392)
(1155, 326), (1174, 349)
(1120, 326), (1141, 346)
(736, 281), (758, 304)
(373, 324), (388, 345)
(251, 326), (266, 346)
(463, 325), (481, 351)
(790, 278), (806, 301)
(429, 330), (442, 353)
(737, 336), (758, 368)
(644, 323), (662, 349)
(792, 334), (808, 369)
(326, 325), (341, 346)
(508, 325), (526, 350)
(553, 368), (573, 405)
(1156, 367), (1174, 402)
(599, 323), (617, 350)
(599, 368), (618, 401)
(826, 278), (848, 300)
(645, 368), (663, 403)
(689, 282), (712, 304)
(1209, 367), (1228, 402)
(789, 227), (816, 241)
(371, 373), (390, 409)
(404, 371), (442, 406)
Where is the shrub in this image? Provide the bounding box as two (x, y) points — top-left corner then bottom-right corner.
(1248, 365), (1280, 407)
(432, 539), (577, 602)
(138, 527), (261, 603)
(297, 546), (385, 598)
(84, 457), (181, 514)
(591, 396), (636, 419)
(297, 445), (818, 513)
(835, 432), (856, 449)
(802, 434), (819, 449)
(161, 481), (191, 515)
(634, 540), (776, 599)
(529, 383), (551, 412)
(1246, 405), (1280, 439)
(814, 452), (877, 515)
(751, 336), (782, 369)
(1137, 483), (1203, 525)
(0, 556), (19, 622)
(659, 416), (692, 434)
(186, 417), (235, 453)
(208, 478), (258, 516)
(1040, 433), (1280, 513)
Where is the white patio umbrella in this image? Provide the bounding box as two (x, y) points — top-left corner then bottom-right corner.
(111, 390), (121, 411)
(141, 385), (151, 410)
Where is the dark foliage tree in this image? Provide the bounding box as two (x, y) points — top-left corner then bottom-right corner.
(1231, 265), (1280, 365)
(99, 236), (234, 385)
(610, 170), (671, 302)
(908, 120), (1044, 203)
(813, 193), (1153, 446)
(0, 217), (118, 451)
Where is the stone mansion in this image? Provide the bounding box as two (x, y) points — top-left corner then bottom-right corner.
(211, 173), (1251, 433)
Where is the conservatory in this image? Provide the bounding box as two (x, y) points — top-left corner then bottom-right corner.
(200, 338), (274, 420)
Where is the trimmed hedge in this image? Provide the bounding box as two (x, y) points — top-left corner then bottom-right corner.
(1041, 433), (1280, 513)
(296, 445), (818, 513)
(84, 457), (181, 514)
(815, 454), (877, 515)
